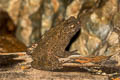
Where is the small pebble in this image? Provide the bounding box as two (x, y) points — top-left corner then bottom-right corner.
(102, 72), (107, 76)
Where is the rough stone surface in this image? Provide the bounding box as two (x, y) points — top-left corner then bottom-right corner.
(0, 0), (120, 56)
(70, 0), (119, 56)
(0, 8), (26, 53)
(0, 0), (42, 46)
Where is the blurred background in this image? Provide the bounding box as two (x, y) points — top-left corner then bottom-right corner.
(0, 0), (119, 56)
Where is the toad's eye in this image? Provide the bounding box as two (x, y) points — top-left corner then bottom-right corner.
(70, 24), (75, 28)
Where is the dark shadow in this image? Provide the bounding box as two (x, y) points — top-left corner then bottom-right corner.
(0, 55), (24, 68)
(65, 30), (81, 51)
(51, 67), (88, 72)
(50, 66), (120, 75)
(0, 9), (16, 35)
(99, 66), (120, 74)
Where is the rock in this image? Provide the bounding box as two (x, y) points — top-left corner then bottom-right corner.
(0, 0), (119, 57)
(0, 8), (26, 53)
(70, 0), (119, 56)
(0, 0), (70, 46)
(0, 0), (42, 46)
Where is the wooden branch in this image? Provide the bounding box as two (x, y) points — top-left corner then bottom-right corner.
(0, 52), (26, 56)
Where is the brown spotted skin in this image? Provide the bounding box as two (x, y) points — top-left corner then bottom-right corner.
(30, 17), (81, 70)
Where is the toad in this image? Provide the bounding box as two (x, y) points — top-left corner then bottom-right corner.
(27, 17), (81, 70)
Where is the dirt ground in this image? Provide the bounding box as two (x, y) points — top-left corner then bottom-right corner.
(0, 53), (109, 80)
